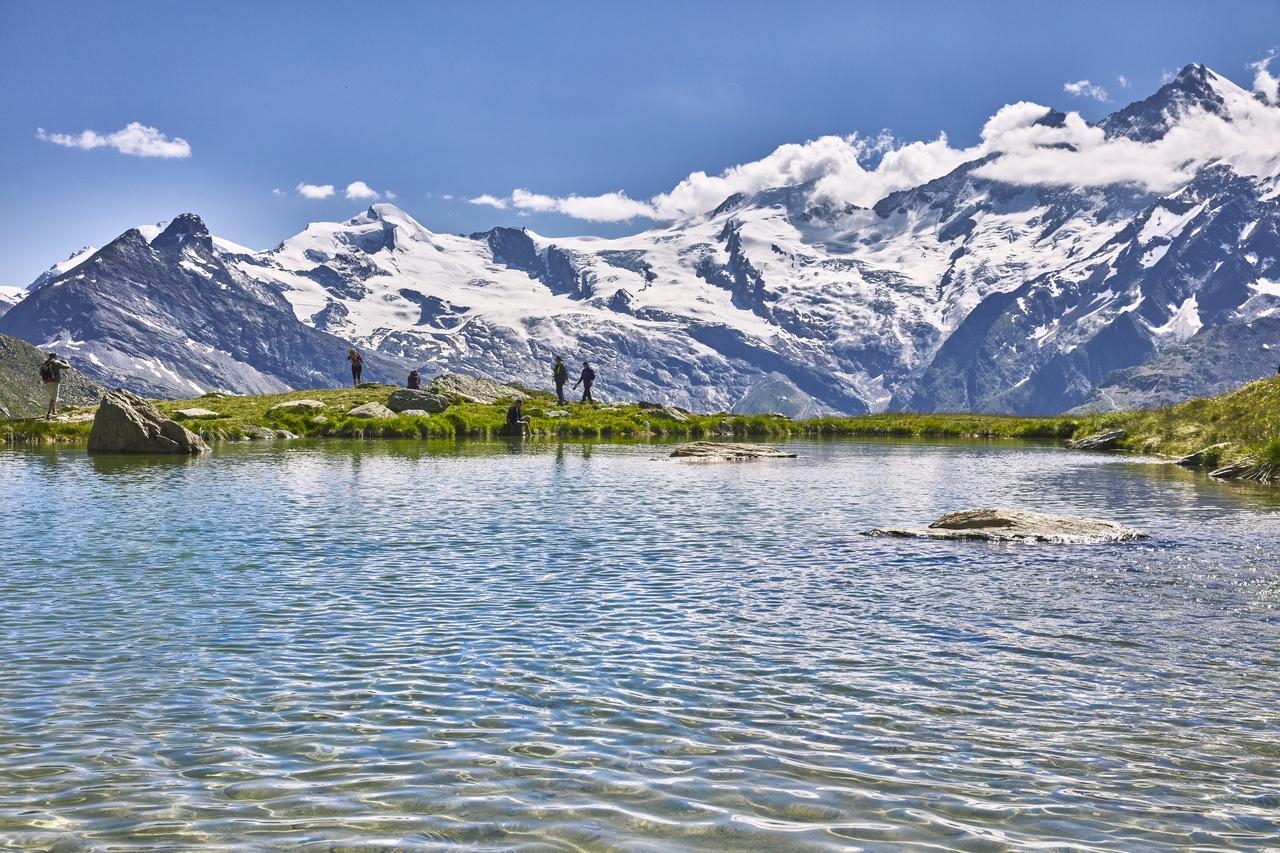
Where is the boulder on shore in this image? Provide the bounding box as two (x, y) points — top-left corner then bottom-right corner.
(268, 399), (325, 413)
(427, 373), (526, 405)
(88, 389), (210, 455)
(1176, 443), (1231, 468)
(863, 508), (1146, 544)
(669, 441), (796, 460)
(1066, 429), (1127, 451)
(348, 401), (396, 419)
(386, 388), (449, 413)
(173, 407), (222, 420)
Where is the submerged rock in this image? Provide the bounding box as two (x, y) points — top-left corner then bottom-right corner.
(386, 388), (449, 413)
(863, 508), (1146, 544)
(669, 441), (796, 460)
(1066, 429), (1127, 451)
(427, 373), (526, 405)
(88, 389), (210, 455)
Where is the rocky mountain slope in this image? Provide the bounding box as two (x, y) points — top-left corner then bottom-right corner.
(2, 63), (1277, 414)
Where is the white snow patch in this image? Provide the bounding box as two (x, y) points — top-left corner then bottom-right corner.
(1150, 295), (1202, 341)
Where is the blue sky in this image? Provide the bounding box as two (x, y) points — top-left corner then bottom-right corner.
(2, 0), (1278, 284)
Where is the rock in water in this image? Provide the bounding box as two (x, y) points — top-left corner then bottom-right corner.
(863, 508), (1146, 544)
(88, 389), (211, 454)
(669, 441), (797, 460)
(1066, 429), (1127, 451)
(386, 388), (450, 413)
(426, 373), (526, 405)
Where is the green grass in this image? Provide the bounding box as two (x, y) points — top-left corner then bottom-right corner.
(4, 377), (1280, 476)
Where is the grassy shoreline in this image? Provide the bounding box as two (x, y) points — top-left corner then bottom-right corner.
(4, 377), (1278, 475)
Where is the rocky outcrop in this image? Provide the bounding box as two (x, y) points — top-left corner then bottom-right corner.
(1066, 429), (1127, 451)
(87, 389), (210, 454)
(386, 388), (450, 413)
(347, 401), (396, 418)
(1176, 443), (1231, 467)
(1209, 456), (1278, 482)
(863, 508), (1147, 544)
(669, 441), (797, 460)
(426, 373), (525, 404)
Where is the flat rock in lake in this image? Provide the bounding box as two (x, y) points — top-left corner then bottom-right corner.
(669, 441), (796, 460)
(863, 508), (1146, 544)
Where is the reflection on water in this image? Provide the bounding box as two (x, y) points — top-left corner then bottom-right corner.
(1, 438), (1278, 850)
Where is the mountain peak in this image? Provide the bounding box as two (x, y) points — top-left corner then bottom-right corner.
(1097, 63), (1256, 142)
(151, 213), (213, 252)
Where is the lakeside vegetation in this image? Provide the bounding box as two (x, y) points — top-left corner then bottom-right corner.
(3, 376), (1278, 473)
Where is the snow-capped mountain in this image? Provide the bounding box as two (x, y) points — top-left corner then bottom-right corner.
(3, 63), (1277, 413)
(0, 215), (406, 397)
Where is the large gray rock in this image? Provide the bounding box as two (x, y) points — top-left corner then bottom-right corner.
(348, 401), (396, 418)
(427, 373), (526, 404)
(88, 389), (210, 454)
(669, 441), (796, 460)
(1209, 456), (1278, 482)
(863, 508), (1147, 544)
(386, 388), (450, 413)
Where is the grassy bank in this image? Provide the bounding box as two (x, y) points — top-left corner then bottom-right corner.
(3, 377), (1278, 473)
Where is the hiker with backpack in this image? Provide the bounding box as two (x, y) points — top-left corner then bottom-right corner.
(572, 360), (596, 404)
(40, 353), (71, 420)
(407, 369), (421, 389)
(552, 355), (569, 404)
(347, 348), (363, 387)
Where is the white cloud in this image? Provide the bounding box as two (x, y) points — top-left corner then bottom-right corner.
(35, 122), (190, 158)
(345, 180), (380, 200)
(1161, 68), (1176, 84)
(296, 182), (335, 199)
(1117, 75), (1131, 88)
(1063, 79), (1110, 101)
(442, 194), (455, 201)
(1250, 51), (1279, 106)
(466, 69), (1280, 226)
(385, 190), (397, 201)
(271, 187), (286, 197)
(468, 194), (509, 209)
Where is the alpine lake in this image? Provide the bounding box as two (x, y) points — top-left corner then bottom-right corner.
(1, 437), (1277, 851)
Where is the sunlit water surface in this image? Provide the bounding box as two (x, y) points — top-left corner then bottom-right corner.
(1, 439), (1278, 851)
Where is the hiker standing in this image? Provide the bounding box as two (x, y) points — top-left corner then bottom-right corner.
(552, 355), (569, 404)
(572, 360), (596, 404)
(407, 369), (421, 389)
(40, 352), (71, 420)
(347, 348), (363, 387)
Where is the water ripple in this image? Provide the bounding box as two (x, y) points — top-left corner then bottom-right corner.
(1, 439), (1278, 850)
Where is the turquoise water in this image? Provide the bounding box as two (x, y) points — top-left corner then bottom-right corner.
(1, 439), (1278, 851)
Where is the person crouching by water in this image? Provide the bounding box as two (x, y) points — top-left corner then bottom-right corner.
(553, 355), (569, 404)
(347, 348), (363, 386)
(572, 360), (596, 404)
(506, 397), (531, 437)
(407, 369), (421, 390)
(40, 352), (71, 420)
